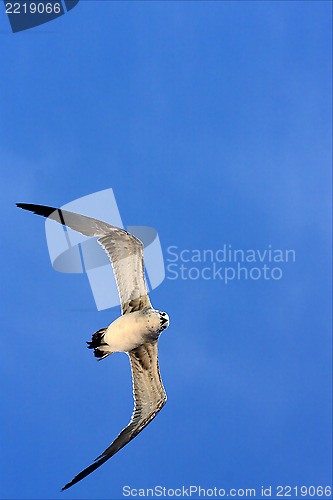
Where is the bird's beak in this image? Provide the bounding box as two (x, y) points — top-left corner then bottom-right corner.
(161, 317), (169, 327)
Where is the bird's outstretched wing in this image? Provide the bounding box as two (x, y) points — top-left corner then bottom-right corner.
(16, 203), (152, 314)
(62, 341), (167, 490)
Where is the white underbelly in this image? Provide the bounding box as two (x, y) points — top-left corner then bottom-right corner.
(104, 311), (158, 353)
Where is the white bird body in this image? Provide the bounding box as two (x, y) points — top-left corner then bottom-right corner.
(103, 309), (167, 353)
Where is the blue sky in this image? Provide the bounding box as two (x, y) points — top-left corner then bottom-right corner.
(0, 1), (332, 499)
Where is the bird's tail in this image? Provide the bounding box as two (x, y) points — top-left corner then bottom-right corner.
(86, 328), (112, 360)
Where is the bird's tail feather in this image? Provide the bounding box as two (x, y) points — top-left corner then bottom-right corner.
(86, 328), (111, 360)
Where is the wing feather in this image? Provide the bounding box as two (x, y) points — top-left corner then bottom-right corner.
(62, 342), (166, 491)
(16, 203), (151, 314)
(98, 234), (151, 314)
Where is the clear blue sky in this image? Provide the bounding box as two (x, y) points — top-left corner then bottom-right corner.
(0, 2), (331, 499)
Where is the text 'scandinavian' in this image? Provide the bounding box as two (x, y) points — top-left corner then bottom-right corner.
(17, 203), (169, 490)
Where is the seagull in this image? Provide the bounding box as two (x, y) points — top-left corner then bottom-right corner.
(16, 203), (169, 490)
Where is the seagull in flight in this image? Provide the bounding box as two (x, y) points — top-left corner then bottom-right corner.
(17, 203), (169, 490)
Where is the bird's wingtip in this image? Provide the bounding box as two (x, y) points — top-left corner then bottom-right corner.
(16, 202), (37, 211)
(61, 482), (71, 492)
(16, 203), (58, 217)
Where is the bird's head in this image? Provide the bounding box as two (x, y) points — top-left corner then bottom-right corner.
(158, 311), (169, 332)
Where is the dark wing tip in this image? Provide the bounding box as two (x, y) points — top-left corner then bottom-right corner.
(61, 479), (77, 491)
(61, 477), (79, 491)
(61, 455), (109, 491)
(16, 203), (58, 218)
